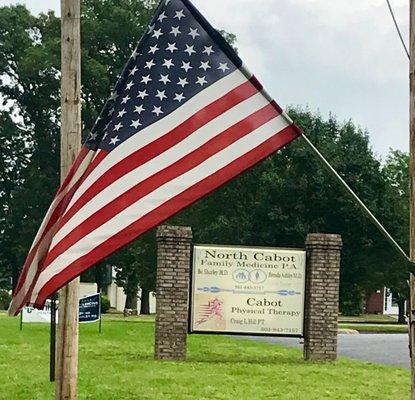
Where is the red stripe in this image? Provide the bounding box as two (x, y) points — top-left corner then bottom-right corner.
(14, 79), (257, 312)
(12, 150), (107, 297)
(13, 148), (90, 296)
(11, 150), (109, 315)
(249, 75), (263, 92)
(55, 79), (258, 232)
(42, 104), (280, 269)
(34, 124), (301, 307)
(57, 146), (90, 195)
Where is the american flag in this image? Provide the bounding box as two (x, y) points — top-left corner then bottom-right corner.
(9, 0), (301, 315)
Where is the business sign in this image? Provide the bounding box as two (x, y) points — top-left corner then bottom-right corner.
(22, 293), (101, 324)
(190, 244), (306, 337)
(79, 293), (101, 323)
(22, 299), (55, 323)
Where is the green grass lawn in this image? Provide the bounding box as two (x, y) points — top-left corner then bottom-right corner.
(339, 314), (399, 324)
(338, 314), (407, 333)
(339, 323), (408, 334)
(0, 312), (410, 400)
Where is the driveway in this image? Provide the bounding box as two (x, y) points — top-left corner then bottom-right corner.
(242, 333), (410, 369)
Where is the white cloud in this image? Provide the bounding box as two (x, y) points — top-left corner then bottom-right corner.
(198, 0), (410, 157)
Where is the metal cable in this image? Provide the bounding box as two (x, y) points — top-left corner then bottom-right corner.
(386, 0), (410, 59)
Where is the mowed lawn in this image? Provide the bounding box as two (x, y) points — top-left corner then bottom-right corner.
(0, 312), (409, 400)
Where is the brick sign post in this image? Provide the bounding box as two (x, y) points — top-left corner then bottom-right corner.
(304, 233), (342, 361)
(154, 225), (192, 360)
(154, 226), (341, 362)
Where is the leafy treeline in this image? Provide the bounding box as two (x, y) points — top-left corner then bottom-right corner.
(0, 1), (410, 315)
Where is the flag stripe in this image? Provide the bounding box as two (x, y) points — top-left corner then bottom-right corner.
(53, 88), (266, 245)
(9, 149), (107, 314)
(65, 69), (249, 211)
(42, 102), (279, 268)
(30, 114), (292, 301)
(33, 124), (300, 307)
(54, 79), (258, 236)
(28, 147), (92, 252)
(12, 148), (95, 297)
(57, 147), (91, 195)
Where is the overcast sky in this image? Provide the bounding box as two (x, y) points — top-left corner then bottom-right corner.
(0, 0), (409, 159)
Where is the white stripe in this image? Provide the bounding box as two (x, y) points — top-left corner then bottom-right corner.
(8, 229), (55, 315)
(65, 69), (248, 211)
(30, 115), (290, 303)
(8, 150), (95, 315)
(28, 150), (94, 251)
(52, 92), (268, 246)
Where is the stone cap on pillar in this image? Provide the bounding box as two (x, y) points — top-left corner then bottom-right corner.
(156, 225), (193, 241)
(305, 233), (342, 249)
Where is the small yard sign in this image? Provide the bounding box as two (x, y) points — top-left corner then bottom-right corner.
(79, 293), (101, 323)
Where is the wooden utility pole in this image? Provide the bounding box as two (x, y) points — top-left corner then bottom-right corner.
(55, 0), (81, 399)
(410, 1), (415, 398)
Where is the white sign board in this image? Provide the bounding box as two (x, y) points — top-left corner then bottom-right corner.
(22, 300), (56, 323)
(22, 294), (100, 324)
(190, 244), (306, 336)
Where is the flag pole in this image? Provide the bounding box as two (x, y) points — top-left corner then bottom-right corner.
(50, 295), (57, 382)
(55, 0), (81, 399)
(409, 1), (415, 397)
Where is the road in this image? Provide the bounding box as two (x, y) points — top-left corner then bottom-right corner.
(242, 334), (410, 369)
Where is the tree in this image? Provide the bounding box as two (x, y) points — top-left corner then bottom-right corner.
(382, 150), (410, 323)
(0, 112), (30, 289)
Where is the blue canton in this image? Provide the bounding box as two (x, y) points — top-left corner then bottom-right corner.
(86, 0), (240, 151)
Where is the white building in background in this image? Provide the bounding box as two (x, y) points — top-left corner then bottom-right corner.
(105, 267), (156, 313)
(106, 284), (156, 313)
(383, 288), (400, 315)
(79, 267), (156, 313)
(79, 282), (98, 298)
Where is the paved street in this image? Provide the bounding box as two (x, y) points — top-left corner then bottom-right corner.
(243, 334), (410, 369)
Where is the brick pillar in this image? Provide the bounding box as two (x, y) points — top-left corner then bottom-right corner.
(155, 225), (192, 360)
(304, 233), (342, 361)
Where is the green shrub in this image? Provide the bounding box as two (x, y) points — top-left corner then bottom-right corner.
(0, 289), (11, 310)
(100, 295), (110, 314)
(340, 286), (364, 316)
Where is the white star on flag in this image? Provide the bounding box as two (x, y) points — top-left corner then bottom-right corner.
(109, 135), (120, 145)
(196, 76), (207, 86)
(152, 105), (163, 116)
(170, 26), (181, 36)
(130, 119), (142, 129)
(174, 9), (185, 20)
(184, 44), (196, 56)
(189, 27), (200, 39)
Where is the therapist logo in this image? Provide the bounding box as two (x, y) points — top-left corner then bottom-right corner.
(196, 297), (224, 325)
